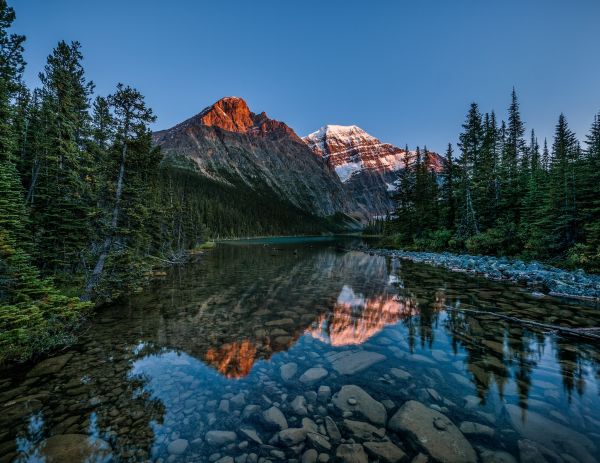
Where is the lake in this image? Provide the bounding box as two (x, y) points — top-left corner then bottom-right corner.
(2, 238), (600, 462)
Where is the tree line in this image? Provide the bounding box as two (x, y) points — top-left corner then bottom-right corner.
(0, 1), (335, 363)
(385, 89), (600, 273)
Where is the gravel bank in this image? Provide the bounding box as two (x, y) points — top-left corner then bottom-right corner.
(373, 249), (600, 302)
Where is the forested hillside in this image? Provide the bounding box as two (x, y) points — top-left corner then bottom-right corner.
(384, 90), (600, 273)
(0, 1), (341, 363)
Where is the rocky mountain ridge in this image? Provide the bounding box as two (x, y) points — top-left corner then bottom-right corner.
(153, 97), (358, 223)
(303, 125), (444, 218)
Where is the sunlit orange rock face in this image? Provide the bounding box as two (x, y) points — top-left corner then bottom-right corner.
(204, 339), (258, 378)
(308, 286), (418, 346)
(197, 96), (303, 142)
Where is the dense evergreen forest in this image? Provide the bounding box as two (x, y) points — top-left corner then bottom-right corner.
(0, 2), (338, 363)
(383, 89), (600, 274)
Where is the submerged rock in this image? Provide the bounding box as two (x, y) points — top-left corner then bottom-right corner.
(506, 404), (597, 463)
(299, 367), (328, 384)
(363, 441), (407, 463)
(206, 430), (237, 447)
(388, 400), (476, 463)
(36, 434), (112, 462)
(280, 362), (298, 381)
(336, 443), (368, 463)
(328, 350), (386, 375)
(332, 385), (387, 426)
(27, 353), (73, 377)
(279, 427), (307, 446)
(167, 438), (189, 455)
(262, 405), (288, 430)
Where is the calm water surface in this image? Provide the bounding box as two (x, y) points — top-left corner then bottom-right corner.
(2, 239), (600, 462)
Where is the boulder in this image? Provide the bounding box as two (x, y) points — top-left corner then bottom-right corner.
(388, 400), (476, 463)
(332, 385), (387, 426)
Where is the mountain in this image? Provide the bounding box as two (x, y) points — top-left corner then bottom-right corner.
(303, 125), (444, 219)
(153, 97), (359, 228)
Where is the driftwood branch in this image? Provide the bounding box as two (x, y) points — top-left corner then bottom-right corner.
(443, 306), (600, 342)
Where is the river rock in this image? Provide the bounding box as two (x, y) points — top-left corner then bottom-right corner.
(332, 385), (387, 426)
(328, 350), (386, 375)
(302, 449), (318, 463)
(262, 406), (288, 430)
(343, 419), (385, 440)
(206, 430), (237, 447)
(279, 428), (307, 446)
(336, 443), (368, 463)
(363, 441), (407, 463)
(324, 416), (341, 442)
(291, 395), (308, 415)
(459, 421), (494, 438)
(299, 367), (328, 384)
(239, 427), (263, 445)
(36, 434), (112, 462)
(478, 447), (517, 463)
(168, 438), (189, 455)
(388, 400), (476, 463)
(390, 368), (411, 380)
(506, 404), (597, 463)
(306, 432), (331, 452)
(317, 385), (331, 402)
(280, 362), (298, 381)
(27, 353), (73, 377)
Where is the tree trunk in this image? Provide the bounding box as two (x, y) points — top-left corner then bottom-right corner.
(82, 139), (128, 301)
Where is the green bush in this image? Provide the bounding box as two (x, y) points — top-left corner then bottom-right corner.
(413, 229), (454, 252)
(465, 222), (522, 256)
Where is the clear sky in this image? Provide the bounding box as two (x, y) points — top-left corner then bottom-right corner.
(11, 0), (600, 153)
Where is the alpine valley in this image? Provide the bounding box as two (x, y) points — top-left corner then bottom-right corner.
(153, 96), (444, 225)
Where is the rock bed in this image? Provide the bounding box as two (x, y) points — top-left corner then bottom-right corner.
(372, 249), (600, 302)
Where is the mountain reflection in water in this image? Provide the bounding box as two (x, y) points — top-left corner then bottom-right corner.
(2, 239), (600, 463)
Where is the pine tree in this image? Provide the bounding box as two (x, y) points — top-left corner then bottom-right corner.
(32, 41), (95, 275)
(541, 114), (580, 256)
(500, 88), (526, 223)
(439, 143), (456, 230)
(573, 112), (600, 270)
(84, 84), (159, 301)
(456, 102), (483, 238)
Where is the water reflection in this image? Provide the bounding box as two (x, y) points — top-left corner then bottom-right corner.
(1, 239), (600, 462)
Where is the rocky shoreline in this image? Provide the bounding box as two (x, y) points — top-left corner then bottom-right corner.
(372, 249), (600, 302)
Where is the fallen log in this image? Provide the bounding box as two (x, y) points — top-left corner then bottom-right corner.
(443, 306), (600, 342)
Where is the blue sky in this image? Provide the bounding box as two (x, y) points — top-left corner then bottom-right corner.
(12, 0), (600, 152)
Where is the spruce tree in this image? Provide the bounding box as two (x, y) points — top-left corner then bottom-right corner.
(456, 102), (483, 238)
(439, 143), (456, 230)
(32, 41), (95, 275)
(500, 88), (526, 224)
